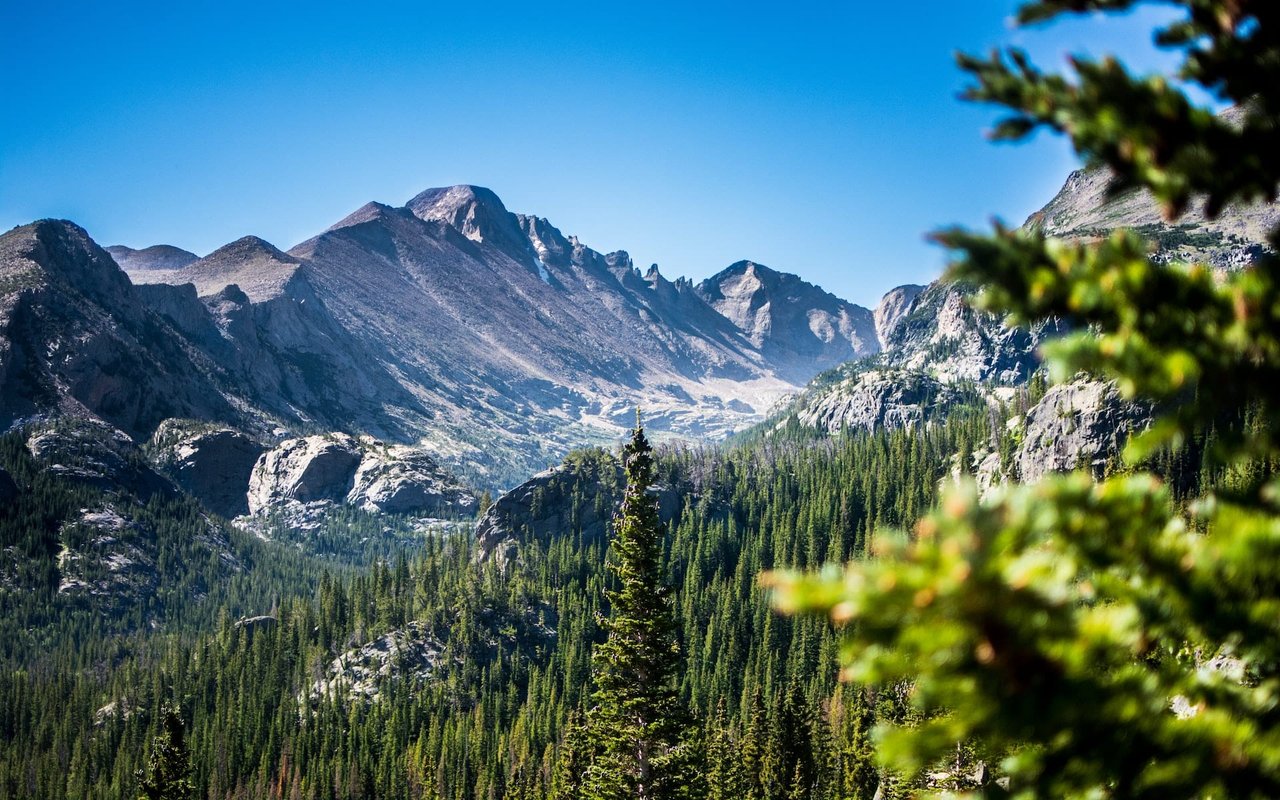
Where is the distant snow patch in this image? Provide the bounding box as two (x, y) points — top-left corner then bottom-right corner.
(533, 257), (551, 285)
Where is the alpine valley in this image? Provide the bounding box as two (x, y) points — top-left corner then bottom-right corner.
(1, 160), (1275, 799)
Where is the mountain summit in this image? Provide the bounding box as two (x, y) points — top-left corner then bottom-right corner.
(696, 260), (879, 382)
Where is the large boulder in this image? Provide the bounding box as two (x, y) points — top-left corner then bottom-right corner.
(247, 433), (362, 515)
(347, 444), (476, 517)
(1015, 378), (1148, 483)
(149, 420), (265, 517)
(476, 450), (681, 562)
(246, 433), (474, 519)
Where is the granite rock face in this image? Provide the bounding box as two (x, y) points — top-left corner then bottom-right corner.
(0, 221), (244, 440)
(880, 282), (1061, 386)
(149, 420), (265, 517)
(1025, 108), (1276, 270)
(347, 445), (477, 516)
(696, 260), (880, 383)
(790, 368), (967, 435)
(1014, 379), (1148, 483)
(105, 185), (886, 484)
(247, 434), (475, 518)
(873, 284), (925, 349)
(475, 451), (681, 562)
(305, 622), (447, 705)
(26, 418), (174, 503)
(247, 434), (363, 515)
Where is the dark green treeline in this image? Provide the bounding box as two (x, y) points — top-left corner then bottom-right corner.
(1, 398), (1127, 800)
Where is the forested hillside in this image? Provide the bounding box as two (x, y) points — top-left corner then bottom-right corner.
(0, 399), (997, 798)
(3, 376), (1234, 799)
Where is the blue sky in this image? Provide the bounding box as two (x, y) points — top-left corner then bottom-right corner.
(1, 1), (1196, 306)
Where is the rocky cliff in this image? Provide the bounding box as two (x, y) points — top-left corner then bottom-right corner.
(475, 449), (681, 563)
(149, 420), (265, 518)
(247, 433), (475, 518)
(873, 284), (925, 349)
(1013, 378), (1149, 483)
(0, 220), (247, 439)
(1024, 109), (1276, 269)
(787, 366), (978, 435)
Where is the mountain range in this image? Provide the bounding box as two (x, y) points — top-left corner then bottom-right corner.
(2, 185), (885, 486)
(4, 154), (1276, 494)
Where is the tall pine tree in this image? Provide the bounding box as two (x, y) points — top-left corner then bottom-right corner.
(585, 416), (701, 800)
(137, 704), (194, 800)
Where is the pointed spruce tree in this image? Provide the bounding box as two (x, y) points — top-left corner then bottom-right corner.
(585, 415), (701, 800)
(137, 704), (194, 800)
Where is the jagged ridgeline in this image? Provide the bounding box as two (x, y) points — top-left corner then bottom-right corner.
(0, 190), (884, 489)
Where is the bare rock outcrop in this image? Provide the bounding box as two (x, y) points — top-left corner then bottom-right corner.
(347, 444), (476, 516)
(149, 420), (265, 518)
(0, 220), (243, 439)
(247, 434), (362, 515)
(55, 506), (157, 604)
(695, 260), (880, 383)
(476, 450), (680, 562)
(26, 418), (174, 503)
(1015, 379), (1148, 483)
(883, 282), (1061, 386)
(305, 621), (446, 705)
(247, 434), (474, 518)
(791, 367), (968, 434)
(873, 283), (925, 349)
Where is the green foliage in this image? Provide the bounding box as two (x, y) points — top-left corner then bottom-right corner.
(771, 1), (1280, 797)
(137, 705), (194, 800)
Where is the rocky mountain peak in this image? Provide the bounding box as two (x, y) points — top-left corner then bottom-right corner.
(0, 222), (243, 439)
(105, 244), (199, 271)
(2, 219), (132, 304)
(707, 260), (777, 296)
(325, 201), (407, 233)
(1024, 106), (1277, 270)
(695, 258), (879, 381)
(128, 235), (303, 302)
(2, 186), (919, 486)
(203, 235), (297, 265)
(406, 185), (529, 256)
